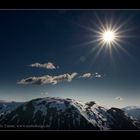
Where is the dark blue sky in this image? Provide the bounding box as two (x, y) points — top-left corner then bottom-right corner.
(0, 10), (140, 107)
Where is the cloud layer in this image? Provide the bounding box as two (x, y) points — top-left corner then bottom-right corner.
(30, 62), (57, 69)
(19, 62), (104, 86)
(18, 72), (78, 85)
(18, 72), (103, 86)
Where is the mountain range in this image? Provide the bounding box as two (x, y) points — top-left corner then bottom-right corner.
(122, 106), (140, 121)
(0, 97), (140, 130)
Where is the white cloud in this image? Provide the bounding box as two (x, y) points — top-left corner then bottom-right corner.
(18, 72), (78, 85)
(115, 96), (123, 101)
(79, 72), (103, 79)
(94, 72), (103, 78)
(95, 74), (102, 78)
(79, 73), (93, 78)
(30, 62), (57, 69)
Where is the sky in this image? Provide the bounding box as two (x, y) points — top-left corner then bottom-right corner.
(0, 10), (140, 108)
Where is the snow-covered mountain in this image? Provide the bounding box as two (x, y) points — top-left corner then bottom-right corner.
(122, 106), (140, 121)
(0, 97), (139, 130)
(0, 101), (22, 114)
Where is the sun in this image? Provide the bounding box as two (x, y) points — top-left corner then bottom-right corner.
(102, 30), (115, 43)
(90, 16), (130, 57)
(76, 15), (132, 60)
(89, 16), (132, 60)
(94, 26), (121, 52)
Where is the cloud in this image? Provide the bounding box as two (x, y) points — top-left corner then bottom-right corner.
(79, 73), (93, 78)
(115, 96), (123, 101)
(94, 72), (103, 78)
(18, 72), (78, 85)
(30, 62), (57, 69)
(79, 72), (103, 79)
(95, 74), (102, 78)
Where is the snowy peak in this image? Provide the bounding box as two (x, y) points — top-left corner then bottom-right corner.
(0, 101), (22, 114)
(0, 97), (139, 130)
(123, 106), (140, 111)
(122, 106), (140, 121)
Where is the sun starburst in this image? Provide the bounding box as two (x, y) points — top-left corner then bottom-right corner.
(77, 15), (133, 61)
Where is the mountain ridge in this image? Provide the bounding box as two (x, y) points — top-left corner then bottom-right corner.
(0, 97), (139, 130)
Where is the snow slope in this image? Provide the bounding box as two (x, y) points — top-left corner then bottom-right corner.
(122, 106), (140, 120)
(0, 97), (139, 130)
(0, 101), (22, 115)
